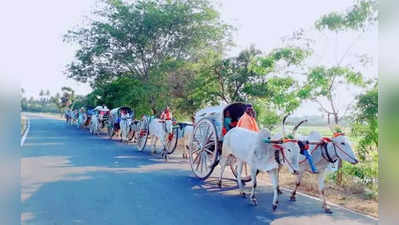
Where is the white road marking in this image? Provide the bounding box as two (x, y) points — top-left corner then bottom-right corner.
(21, 119), (30, 147)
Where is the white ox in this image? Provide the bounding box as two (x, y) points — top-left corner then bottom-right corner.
(89, 114), (100, 135)
(65, 109), (72, 125)
(289, 130), (359, 213)
(218, 127), (300, 211)
(120, 113), (132, 143)
(77, 111), (86, 128)
(146, 117), (174, 159)
(178, 124), (193, 159)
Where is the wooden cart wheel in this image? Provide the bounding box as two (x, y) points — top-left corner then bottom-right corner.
(229, 156), (253, 183)
(166, 127), (179, 154)
(136, 119), (149, 151)
(189, 118), (219, 180)
(127, 125), (135, 142)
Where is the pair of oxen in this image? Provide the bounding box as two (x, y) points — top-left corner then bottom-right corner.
(215, 116), (358, 213)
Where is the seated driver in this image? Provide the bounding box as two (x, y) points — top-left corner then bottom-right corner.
(160, 106), (173, 140)
(160, 106), (172, 121)
(237, 104), (259, 132)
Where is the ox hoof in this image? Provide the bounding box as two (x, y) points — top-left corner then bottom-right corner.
(277, 188), (283, 195)
(290, 195), (296, 201)
(250, 197), (257, 206)
(324, 208), (333, 214)
(240, 192), (246, 198)
(272, 204), (278, 211)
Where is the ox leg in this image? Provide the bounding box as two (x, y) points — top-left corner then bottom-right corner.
(217, 155), (228, 188)
(160, 137), (168, 161)
(318, 169), (332, 214)
(268, 168), (279, 211)
(290, 171), (304, 201)
(277, 166), (282, 195)
(236, 159), (246, 198)
(183, 145), (188, 159)
(152, 136), (158, 154)
(249, 167), (258, 206)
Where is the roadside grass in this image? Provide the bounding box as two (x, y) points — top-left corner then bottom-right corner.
(277, 167), (378, 218)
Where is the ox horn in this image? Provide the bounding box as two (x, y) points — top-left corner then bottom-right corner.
(292, 119), (307, 137)
(282, 114), (289, 138)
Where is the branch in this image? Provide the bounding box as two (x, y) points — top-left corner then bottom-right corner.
(313, 97), (332, 114)
(337, 32), (364, 66)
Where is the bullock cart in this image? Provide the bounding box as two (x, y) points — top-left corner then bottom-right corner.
(107, 107), (134, 140)
(94, 106), (110, 130)
(135, 116), (179, 155)
(188, 102), (253, 181)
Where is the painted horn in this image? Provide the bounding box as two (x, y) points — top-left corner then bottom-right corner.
(282, 114), (289, 138)
(292, 119), (307, 137)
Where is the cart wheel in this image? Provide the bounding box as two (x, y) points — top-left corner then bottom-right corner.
(137, 119), (148, 151)
(127, 128), (134, 142)
(230, 156), (253, 183)
(166, 127), (178, 154)
(189, 118), (219, 180)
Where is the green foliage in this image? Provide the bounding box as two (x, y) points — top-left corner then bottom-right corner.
(351, 84), (378, 161)
(21, 90), (61, 113)
(64, 0), (231, 86)
(300, 66), (364, 99)
(253, 100), (280, 130)
(315, 0), (377, 31)
(328, 154), (378, 196)
(65, 0), (232, 115)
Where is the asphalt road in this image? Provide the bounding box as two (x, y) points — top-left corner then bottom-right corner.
(21, 115), (378, 225)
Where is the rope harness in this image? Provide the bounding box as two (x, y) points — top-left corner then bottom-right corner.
(265, 138), (297, 172)
(299, 133), (356, 164)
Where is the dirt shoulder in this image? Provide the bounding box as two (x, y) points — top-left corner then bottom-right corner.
(276, 167), (378, 218)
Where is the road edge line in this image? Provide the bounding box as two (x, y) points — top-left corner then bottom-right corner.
(20, 119), (30, 147)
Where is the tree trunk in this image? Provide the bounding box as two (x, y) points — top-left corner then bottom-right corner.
(333, 113), (343, 185)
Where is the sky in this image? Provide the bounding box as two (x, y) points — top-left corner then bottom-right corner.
(2, 0), (377, 116)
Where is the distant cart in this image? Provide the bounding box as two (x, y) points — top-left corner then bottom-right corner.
(189, 102), (253, 182)
(83, 106), (95, 127)
(94, 106), (110, 130)
(107, 106), (134, 140)
(135, 116), (179, 155)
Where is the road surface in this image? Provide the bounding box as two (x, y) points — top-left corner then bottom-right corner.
(21, 115), (378, 225)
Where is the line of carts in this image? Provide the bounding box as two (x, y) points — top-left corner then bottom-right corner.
(71, 102), (255, 183)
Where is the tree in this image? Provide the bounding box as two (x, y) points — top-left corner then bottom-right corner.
(194, 46), (263, 103)
(298, 65), (365, 125)
(351, 83), (378, 161)
(64, 0), (232, 110)
(21, 88), (28, 111)
(190, 45), (309, 128)
(315, 0), (377, 32)
(60, 87), (75, 109)
(50, 93), (63, 113)
(298, 0), (377, 126)
(298, 0), (377, 184)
